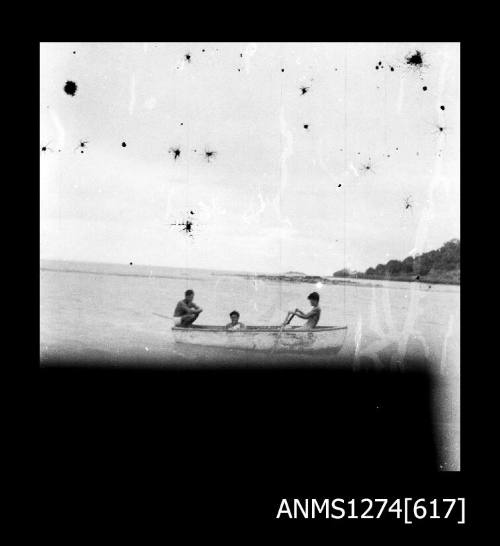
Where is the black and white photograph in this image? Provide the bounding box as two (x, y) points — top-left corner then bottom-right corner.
(38, 41), (463, 533)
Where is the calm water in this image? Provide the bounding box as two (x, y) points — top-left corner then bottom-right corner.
(40, 259), (460, 468)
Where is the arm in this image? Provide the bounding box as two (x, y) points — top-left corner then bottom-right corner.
(191, 302), (203, 314)
(178, 301), (201, 316)
(293, 308), (318, 319)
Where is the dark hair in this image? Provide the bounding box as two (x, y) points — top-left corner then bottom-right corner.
(229, 310), (240, 318)
(185, 289), (194, 297)
(308, 292), (320, 302)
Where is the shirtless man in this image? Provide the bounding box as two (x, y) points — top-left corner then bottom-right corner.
(173, 289), (203, 327)
(283, 292), (321, 329)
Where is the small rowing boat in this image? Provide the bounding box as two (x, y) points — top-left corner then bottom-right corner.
(171, 325), (348, 353)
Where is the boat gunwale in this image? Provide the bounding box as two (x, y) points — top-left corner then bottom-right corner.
(171, 325), (347, 333)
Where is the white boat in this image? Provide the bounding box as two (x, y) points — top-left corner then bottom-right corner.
(171, 325), (348, 353)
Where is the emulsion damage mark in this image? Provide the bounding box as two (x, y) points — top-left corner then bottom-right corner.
(75, 139), (89, 153)
(205, 150), (216, 162)
(64, 81), (77, 96)
(300, 86), (310, 95)
(169, 147), (181, 160)
(170, 211), (196, 238)
(405, 50), (424, 68)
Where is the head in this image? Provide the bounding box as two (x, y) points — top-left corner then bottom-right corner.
(308, 292), (320, 307)
(185, 289), (194, 303)
(229, 310), (240, 325)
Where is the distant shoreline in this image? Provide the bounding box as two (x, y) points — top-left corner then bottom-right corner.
(40, 261), (459, 287)
(334, 273), (460, 286)
(219, 272), (459, 287)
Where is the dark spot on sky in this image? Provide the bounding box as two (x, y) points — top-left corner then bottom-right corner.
(338, 184), (341, 187)
(300, 86), (309, 95)
(438, 126), (444, 132)
(121, 142), (127, 147)
(170, 213), (196, 238)
(75, 139), (89, 152)
(205, 150), (216, 162)
(169, 147), (181, 160)
(190, 210), (195, 215)
(73, 51), (76, 55)
(129, 262), (133, 266)
(173, 220), (193, 236)
(422, 86), (427, 91)
(202, 49), (205, 52)
(378, 61), (382, 66)
(64, 80), (77, 96)
(237, 69), (240, 72)
(303, 124), (309, 129)
(281, 68), (285, 72)
(375, 65), (379, 70)
(440, 105), (445, 111)
(240, 53), (243, 58)
(405, 50), (424, 67)
(185, 53), (191, 62)
(81, 150), (84, 154)
(416, 275), (420, 280)
(390, 66), (394, 72)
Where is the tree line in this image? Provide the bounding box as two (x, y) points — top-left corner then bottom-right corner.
(334, 239), (460, 284)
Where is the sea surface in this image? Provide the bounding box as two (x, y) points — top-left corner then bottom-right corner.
(40, 259), (460, 469)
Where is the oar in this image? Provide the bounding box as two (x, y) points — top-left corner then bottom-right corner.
(271, 312), (295, 354)
(152, 312), (174, 321)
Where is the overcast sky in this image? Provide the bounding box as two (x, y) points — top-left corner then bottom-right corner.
(40, 42), (459, 275)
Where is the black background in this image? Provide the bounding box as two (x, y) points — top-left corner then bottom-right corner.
(31, 34), (478, 540)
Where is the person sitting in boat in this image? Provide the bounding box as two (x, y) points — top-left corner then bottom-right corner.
(226, 310), (245, 331)
(173, 289), (203, 327)
(284, 292), (321, 329)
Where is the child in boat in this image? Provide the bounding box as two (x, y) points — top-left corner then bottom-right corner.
(284, 292), (321, 329)
(173, 289), (203, 327)
(226, 310), (245, 330)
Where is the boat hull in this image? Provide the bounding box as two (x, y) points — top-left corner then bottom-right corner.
(171, 325), (347, 352)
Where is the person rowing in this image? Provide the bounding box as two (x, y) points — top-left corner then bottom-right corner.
(283, 291), (321, 329)
(173, 289), (203, 327)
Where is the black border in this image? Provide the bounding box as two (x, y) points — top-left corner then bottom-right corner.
(34, 39), (473, 537)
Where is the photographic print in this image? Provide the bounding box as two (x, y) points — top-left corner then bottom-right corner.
(40, 42), (460, 472)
